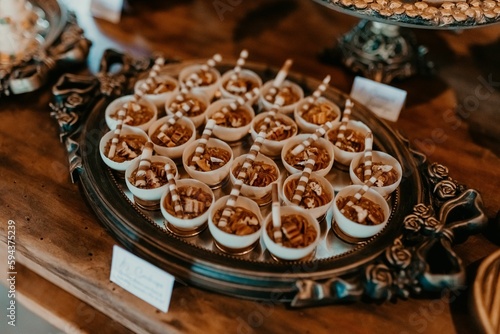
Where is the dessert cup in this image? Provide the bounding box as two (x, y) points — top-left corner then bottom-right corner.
(205, 99), (255, 142)
(105, 95), (158, 132)
(259, 79), (304, 115)
(219, 69), (262, 105)
(281, 134), (335, 177)
(208, 195), (263, 255)
(230, 153), (280, 206)
(165, 91), (210, 129)
(325, 120), (371, 169)
(250, 111), (298, 158)
(281, 172), (334, 221)
(125, 155), (178, 210)
(178, 64), (221, 100)
(160, 178), (214, 237)
(294, 97), (341, 133)
(148, 115), (196, 160)
(134, 74), (179, 108)
(99, 125), (149, 174)
(349, 150), (403, 198)
(182, 138), (234, 188)
(332, 185), (390, 239)
(262, 206), (320, 261)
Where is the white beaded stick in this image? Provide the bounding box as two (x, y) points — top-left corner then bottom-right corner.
(291, 155), (317, 205)
(165, 162), (184, 217)
(107, 104), (128, 159)
(216, 109), (277, 228)
(271, 183), (283, 245)
(335, 99), (354, 148)
(134, 141), (154, 187)
(230, 49), (249, 82)
(363, 132), (374, 182)
(190, 119), (216, 164)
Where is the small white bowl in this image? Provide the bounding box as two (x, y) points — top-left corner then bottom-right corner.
(229, 154), (280, 206)
(262, 206), (320, 261)
(165, 91), (210, 129)
(349, 150), (402, 198)
(332, 185), (391, 239)
(259, 79), (304, 115)
(208, 195), (263, 253)
(281, 173), (334, 220)
(281, 134), (334, 177)
(205, 99), (255, 142)
(182, 138), (234, 187)
(134, 74), (179, 108)
(161, 178), (214, 234)
(125, 155), (178, 210)
(219, 69), (263, 105)
(178, 64), (221, 100)
(99, 125), (149, 173)
(148, 115), (197, 160)
(105, 95), (158, 132)
(250, 111), (298, 158)
(294, 97), (341, 133)
(325, 120), (371, 168)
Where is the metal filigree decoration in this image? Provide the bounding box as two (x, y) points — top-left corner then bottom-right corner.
(292, 162), (487, 307)
(337, 20), (432, 83)
(0, 7), (90, 97)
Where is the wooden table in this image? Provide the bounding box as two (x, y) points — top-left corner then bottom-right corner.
(1, 0), (499, 333)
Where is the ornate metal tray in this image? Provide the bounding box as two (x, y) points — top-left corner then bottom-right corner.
(0, 0), (90, 97)
(50, 50), (488, 306)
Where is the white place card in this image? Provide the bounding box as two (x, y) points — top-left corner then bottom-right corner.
(350, 76), (407, 122)
(110, 245), (175, 312)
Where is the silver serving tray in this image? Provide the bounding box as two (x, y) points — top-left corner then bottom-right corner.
(52, 54), (487, 306)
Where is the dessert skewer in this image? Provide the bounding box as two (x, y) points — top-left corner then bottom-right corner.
(133, 141), (154, 187)
(291, 154), (317, 205)
(107, 105), (128, 159)
(271, 183), (283, 245)
(165, 162), (184, 217)
(363, 132), (374, 182)
(334, 99), (354, 148)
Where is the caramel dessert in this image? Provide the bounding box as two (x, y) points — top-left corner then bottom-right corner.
(143, 80), (177, 95)
(128, 161), (172, 189)
(300, 102), (339, 125)
(284, 145), (331, 171)
(224, 77), (259, 96)
(185, 69), (218, 87)
(354, 162), (399, 187)
(151, 123), (193, 147)
(336, 196), (385, 226)
(168, 97), (206, 117)
(164, 186), (213, 219)
(284, 178), (332, 209)
(232, 161), (278, 187)
(104, 135), (147, 163)
(188, 147), (231, 172)
(213, 207), (260, 235)
(327, 128), (365, 152)
(266, 214), (317, 248)
(110, 102), (155, 127)
(211, 106), (252, 128)
(255, 118), (296, 141)
(264, 85), (300, 106)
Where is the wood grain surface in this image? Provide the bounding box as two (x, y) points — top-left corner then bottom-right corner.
(0, 0), (499, 333)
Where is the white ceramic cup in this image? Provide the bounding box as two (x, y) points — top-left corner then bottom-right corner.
(105, 95), (158, 132)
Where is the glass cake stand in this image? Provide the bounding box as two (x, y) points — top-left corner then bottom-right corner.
(313, 0), (500, 83)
